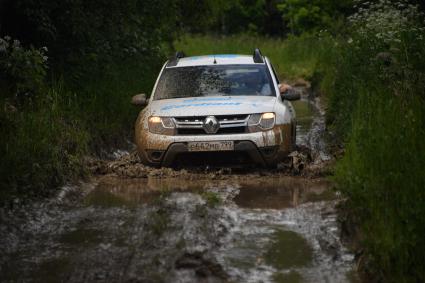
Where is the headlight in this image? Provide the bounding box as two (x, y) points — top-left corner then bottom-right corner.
(148, 116), (176, 135)
(248, 112), (276, 132)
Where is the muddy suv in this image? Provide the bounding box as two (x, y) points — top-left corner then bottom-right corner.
(132, 49), (300, 167)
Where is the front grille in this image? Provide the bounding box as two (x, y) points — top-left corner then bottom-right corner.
(173, 115), (249, 135)
(177, 126), (246, 135)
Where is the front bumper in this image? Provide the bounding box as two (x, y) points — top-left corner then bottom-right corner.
(135, 126), (292, 167)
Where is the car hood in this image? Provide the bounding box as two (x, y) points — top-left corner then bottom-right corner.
(148, 96), (277, 117)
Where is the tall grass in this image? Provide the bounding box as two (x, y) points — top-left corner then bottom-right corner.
(0, 58), (163, 200)
(335, 88), (425, 281)
(323, 2), (425, 281)
(0, 86), (88, 199)
(66, 58), (162, 153)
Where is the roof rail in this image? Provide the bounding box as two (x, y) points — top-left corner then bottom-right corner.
(167, 51), (186, 67)
(253, 48), (264, 63)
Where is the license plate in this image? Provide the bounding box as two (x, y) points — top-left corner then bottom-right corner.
(188, 141), (234, 152)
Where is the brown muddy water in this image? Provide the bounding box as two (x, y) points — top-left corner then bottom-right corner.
(0, 94), (359, 283)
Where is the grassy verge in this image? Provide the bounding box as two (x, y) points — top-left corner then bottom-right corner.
(0, 58), (163, 201)
(321, 3), (425, 281)
(326, 34), (425, 283)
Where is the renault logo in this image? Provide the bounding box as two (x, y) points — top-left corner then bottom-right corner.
(203, 116), (219, 134)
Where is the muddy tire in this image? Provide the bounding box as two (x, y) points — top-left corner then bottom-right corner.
(266, 162), (279, 169)
(292, 121), (297, 151)
(137, 151), (160, 168)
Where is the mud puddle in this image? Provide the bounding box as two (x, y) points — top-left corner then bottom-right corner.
(0, 177), (357, 282)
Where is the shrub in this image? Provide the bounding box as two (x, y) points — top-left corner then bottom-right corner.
(0, 36), (48, 100)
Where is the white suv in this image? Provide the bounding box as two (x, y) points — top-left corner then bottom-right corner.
(132, 49), (300, 167)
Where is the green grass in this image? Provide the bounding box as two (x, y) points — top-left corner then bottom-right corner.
(68, 59), (162, 152)
(0, 86), (88, 198)
(175, 34), (332, 80)
(201, 191), (221, 207)
(334, 87), (425, 282)
(0, 58), (163, 201)
(321, 21), (425, 282)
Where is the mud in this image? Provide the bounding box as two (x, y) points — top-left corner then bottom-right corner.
(0, 176), (357, 283)
(0, 88), (360, 282)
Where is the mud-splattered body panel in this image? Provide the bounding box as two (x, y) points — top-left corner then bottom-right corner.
(134, 55), (297, 167)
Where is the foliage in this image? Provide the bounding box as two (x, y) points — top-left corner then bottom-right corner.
(277, 0), (354, 34)
(0, 39), (163, 200)
(0, 85), (88, 199)
(175, 0), (276, 35)
(2, 0), (176, 83)
(322, 1), (425, 281)
(0, 36), (48, 100)
(174, 0), (354, 36)
(201, 191), (221, 207)
(0, 0), (173, 199)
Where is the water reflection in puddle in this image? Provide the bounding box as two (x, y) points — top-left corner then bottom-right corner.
(264, 229), (313, 269)
(82, 176), (357, 283)
(292, 99), (318, 145)
(233, 178), (333, 209)
(86, 176), (333, 209)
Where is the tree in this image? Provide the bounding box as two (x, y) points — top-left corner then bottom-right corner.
(277, 0), (354, 34)
(0, 0), (179, 78)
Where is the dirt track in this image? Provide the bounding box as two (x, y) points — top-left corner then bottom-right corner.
(0, 91), (359, 283)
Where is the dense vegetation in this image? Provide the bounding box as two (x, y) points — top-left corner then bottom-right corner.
(325, 3), (425, 281)
(0, 0), (175, 198)
(1, 0), (425, 281)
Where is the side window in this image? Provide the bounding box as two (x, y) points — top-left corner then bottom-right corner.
(270, 63), (280, 84)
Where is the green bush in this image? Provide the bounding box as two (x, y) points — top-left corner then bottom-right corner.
(0, 36), (47, 100)
(277, 0), (353, 35)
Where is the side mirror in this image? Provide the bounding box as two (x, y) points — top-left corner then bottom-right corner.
(131, 93), (147, 106)
(280, 88), (300, 101)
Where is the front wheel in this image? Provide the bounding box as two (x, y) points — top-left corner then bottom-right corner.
(137, 151), (161, 168)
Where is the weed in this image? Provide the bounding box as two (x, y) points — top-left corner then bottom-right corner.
(201, 191), (221, 207)
(150, 208), (170, 237)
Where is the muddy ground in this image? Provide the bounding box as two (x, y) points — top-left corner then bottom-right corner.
(0, 88), (359, 283)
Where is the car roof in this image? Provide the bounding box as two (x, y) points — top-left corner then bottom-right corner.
(167, 54), (264, 68)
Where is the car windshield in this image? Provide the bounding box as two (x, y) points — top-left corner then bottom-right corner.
(154, 64), (275, 100)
